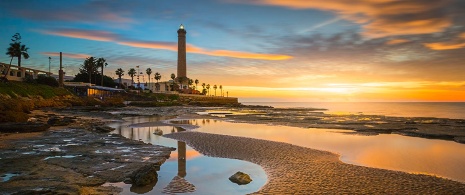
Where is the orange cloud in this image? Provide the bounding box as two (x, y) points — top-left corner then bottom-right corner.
(246, 0), (452, 37)
(40, 29), (118, 42)
(423, 42), (465, 50)
(41, 29), (292, 60)
(41, 52), (90, 59)
(385, 39), (410, 45)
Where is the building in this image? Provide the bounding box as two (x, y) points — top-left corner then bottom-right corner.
(177, 24), (187, 79)
(0, 62), (51, 81)
(64, 82), (125, 97)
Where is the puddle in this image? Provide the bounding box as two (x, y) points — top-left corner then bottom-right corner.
(1, 173), (20, 182)
(108, 116), (267, 194)
(44, 155), (81, 160)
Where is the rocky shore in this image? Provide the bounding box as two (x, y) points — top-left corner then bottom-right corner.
(0, 108), (180, 194)
(165, 131), (465, 194)
(205, 107), (465, 144)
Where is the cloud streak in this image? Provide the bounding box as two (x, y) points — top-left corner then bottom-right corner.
(40, 28), (292, 60)
(41, 52), (90, 59)
(238, 0), (454, 38)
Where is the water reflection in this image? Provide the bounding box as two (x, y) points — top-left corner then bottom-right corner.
(108, 117), (267, 194)
(173, 119), (465, 183)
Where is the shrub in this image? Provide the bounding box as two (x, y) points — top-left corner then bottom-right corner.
(36, 75), (59, 87)
(0, 111), (29, 122)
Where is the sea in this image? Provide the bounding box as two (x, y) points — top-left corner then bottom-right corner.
(241, 102), (465, 119)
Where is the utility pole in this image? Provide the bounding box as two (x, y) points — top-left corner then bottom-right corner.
(48, 57), (51, 76)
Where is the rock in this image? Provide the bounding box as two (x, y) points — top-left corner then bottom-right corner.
(229, 171), (252, 185)
(153, 129), (163, 136)
(94, 125), (115, 133)
(131, 164), (159, 186)
(124, 177), (132, 184)
(0, 122), (50, 133)
(47, 116), (75, 126)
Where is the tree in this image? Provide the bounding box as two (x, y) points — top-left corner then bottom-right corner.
(178, 76), (187, 90)
(188, 79), (193, 89)
(154, 72), (161, 83)
(213, 84), (218, 96)
(80, 57), (97, 84)
(6, 33), (29, 68)
(219, 85), (223, 96)
(146, 68), (152, 84)
(201, 83), (206, 94)
(206, 84), (210, 96)
(170, 73), (176, 91)
(195, 79), (199, 90)
(96, 58), (107, 86)
(128, 68), (136, 86)
(115, 68), (124, 88)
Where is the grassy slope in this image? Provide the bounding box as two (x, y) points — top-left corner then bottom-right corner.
(0, 81), (71, 98)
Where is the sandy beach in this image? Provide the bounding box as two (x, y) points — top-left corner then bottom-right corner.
(165, 131), (465, 194)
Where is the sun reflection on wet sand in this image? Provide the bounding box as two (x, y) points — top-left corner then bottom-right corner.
(178, 119), (465, 183)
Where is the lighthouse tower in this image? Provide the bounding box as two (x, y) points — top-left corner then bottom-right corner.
(177, 24), (187, 79)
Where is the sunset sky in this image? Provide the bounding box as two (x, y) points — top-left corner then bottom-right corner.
(1, 0), (465, 102)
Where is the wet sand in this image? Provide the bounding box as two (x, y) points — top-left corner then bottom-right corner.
(165, 131), (465, 194)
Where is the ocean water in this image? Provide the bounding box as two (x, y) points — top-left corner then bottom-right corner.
(241, 102), (465, 119)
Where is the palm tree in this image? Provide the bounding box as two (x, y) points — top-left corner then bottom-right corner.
(82, 57), (97, 84)
(146, 68), (152, 84)
(188, 79), (193, 89)
(154, 72), (161, 83)
(115, 68), (124, 88)
(6, 33), (29, 68)
(213, 85), (218, 96)
(96, 58), (107, 86)
(219, 85), (223, 96)
(206, 84), (210, 96)
(170, 73), (176, 91)
(195, 79), (199, 90)
(128, 68), (136, 86)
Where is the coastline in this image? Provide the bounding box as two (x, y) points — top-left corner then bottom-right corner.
(165, 131), (465, 194)
(1, 105), (465, 194)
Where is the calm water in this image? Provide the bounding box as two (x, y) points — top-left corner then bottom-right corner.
(184, 118), (465, 183)
(242, 102), (465, 119)
(108, 117), (267, 195)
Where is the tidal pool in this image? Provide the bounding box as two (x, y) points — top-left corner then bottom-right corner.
(176, 118), (465, 183)
(108, 116), (267, 194)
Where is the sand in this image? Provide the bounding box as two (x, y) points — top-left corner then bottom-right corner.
(165, 131), (465, 194)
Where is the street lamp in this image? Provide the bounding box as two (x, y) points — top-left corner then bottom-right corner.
(48, 57), (51, 76)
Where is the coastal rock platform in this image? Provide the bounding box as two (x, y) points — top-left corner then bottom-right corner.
(165, 131), (465, 194)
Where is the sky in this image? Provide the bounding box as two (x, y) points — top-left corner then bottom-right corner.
(1, 0), (465, 102)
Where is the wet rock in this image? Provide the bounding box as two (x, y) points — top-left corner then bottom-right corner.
(454, 136), (465, 144)
(124, 177), (132, 184)
(0, 122), (50, 133)
(153, 129), (163, 136)
(229, 171), (252, 185)
(131, 164), (159, 186)
(47, 116), (75, 126)
(94, 125), (115, 133)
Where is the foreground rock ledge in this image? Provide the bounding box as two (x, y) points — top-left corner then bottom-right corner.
(165, 132), (465, 194)
(0, 128), (175, 194)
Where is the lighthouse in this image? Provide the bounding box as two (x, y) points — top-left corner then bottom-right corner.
(177, 24), (187, 79)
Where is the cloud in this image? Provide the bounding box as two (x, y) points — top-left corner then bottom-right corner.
(237, 0), (454, 38)
(423, 42), (465, 50)
(41, 52), (90, 59)
(39, 29), (119, 42)
(385, 39), (410, 45)
(4, 0), (134, 26)
(40, 29), (292, 61)
(423, 32), (465, 50)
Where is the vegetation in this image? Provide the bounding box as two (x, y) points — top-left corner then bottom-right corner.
(213, 84), (217, 96)
(128, 68), (136, 86)
(115, 68), (124, 88)
(0, 81), (70, 99)
(146, 68), (152, 84)
(96, 57), (107, 86)
(5, 33), (29, 68)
